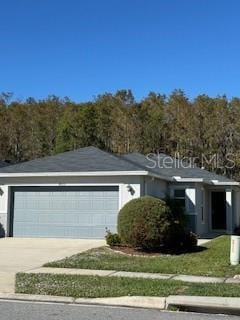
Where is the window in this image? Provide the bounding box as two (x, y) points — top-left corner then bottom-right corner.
(173, 189), (186, 208)
(174, 189), (185, 198)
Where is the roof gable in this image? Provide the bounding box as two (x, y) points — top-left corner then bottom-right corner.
(123, 152), (235, 184)
(0, 147), (143, 173)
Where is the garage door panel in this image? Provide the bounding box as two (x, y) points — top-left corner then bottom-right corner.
(14, 225), (117, 238)
(12, 186), (119, 239)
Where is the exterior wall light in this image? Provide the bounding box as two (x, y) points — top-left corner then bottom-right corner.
(127, 184), (135, 195)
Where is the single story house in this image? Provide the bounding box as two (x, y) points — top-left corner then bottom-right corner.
(0, 146), (239, 239)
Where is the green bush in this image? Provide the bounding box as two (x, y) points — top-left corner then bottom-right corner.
(117, 196), (197, 252)
(118, 196), (175, 250)
(182, 231), (198, 249)
(165, 197), (187, 225)
(105, 229), (121, 246)
(166, 227), (198, 250)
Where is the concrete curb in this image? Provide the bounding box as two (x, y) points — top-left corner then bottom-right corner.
(0, 293), (75, 304)
(0, 293), (240, 314)
(75, 296), (166, 309)
(0, 293), (166, 309)
(166, 295), (240, 314)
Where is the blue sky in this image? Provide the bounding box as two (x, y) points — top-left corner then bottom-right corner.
(1, 0), (240, 101)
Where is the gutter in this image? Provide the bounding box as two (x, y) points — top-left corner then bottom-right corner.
(0, 170), (173, 182)
(211, 180), (240, 186)
(0, 171), (149, 178)
(0, 172), (237, 186)
(173, 176), (240, 186)
(173, 176), (204, 183)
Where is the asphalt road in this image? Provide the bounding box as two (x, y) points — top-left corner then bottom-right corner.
(0, 300), (239, 320)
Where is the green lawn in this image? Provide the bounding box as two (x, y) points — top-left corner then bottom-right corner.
(44, 236), (240, 277)
(16, 273), (240, 298)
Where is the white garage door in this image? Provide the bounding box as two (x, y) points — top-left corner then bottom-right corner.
(11, 186), (119, 238)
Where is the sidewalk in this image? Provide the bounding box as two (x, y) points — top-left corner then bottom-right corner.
(25, 267), (240, 284)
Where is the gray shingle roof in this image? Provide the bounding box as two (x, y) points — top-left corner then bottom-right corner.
(123, 152), (235, 183)
(0, 147), (142, 173)
(0, 146), (235, 183)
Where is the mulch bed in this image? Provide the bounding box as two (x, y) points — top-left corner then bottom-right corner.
(108, 244), (204, 256)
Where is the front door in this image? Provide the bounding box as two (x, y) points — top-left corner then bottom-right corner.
(211, 191), (226, 230)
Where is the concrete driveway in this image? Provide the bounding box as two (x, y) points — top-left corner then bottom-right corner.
(0, 238), (105, 293)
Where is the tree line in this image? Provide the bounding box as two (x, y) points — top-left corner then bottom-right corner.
(1, 89), (240, 179)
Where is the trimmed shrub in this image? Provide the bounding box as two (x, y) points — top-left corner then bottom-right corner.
(165, 197), (187, 225)
(118, 196), (177, 250)
(117, 196), (197, 252)
(105, 229), (121, 246)
(182, 231), (198, 249)
(167, 228), (198, 250)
